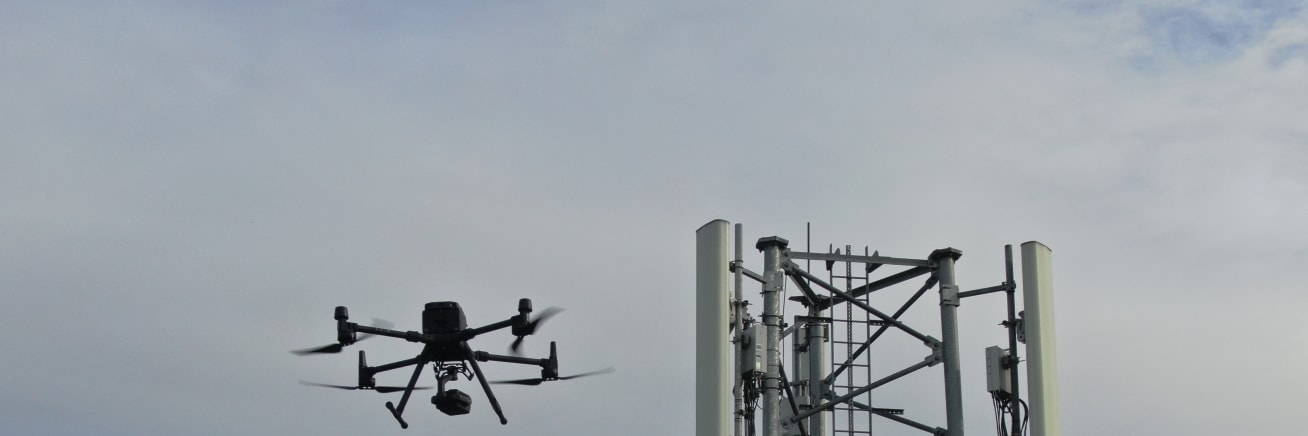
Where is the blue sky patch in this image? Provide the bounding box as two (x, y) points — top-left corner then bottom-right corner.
(1135, 0), (1301, 68)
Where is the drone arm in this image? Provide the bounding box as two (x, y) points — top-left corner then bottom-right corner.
(366, 356), (424, 375)
(384, 358), (428, 430)
(474, 351), (548, 368)
(465, 345), (509, 425)
(462, 317), (517, 339)
(353, 324), (423, 342)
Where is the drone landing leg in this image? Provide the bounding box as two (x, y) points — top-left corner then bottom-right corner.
(384, 358), (427, 429)
(384, 402), (409, 429)
(466, 355), (508, 425)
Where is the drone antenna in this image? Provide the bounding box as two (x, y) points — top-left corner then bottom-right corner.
(546, 341), (559, 379)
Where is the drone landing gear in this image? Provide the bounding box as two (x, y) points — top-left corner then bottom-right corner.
(466, 351), (510, 425)
(384, 358), (428, 429)
(385, 401), (409, 429)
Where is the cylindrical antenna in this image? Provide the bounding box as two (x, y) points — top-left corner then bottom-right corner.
(1021, 241), (1060, 436)
(696, 220), (732, 436)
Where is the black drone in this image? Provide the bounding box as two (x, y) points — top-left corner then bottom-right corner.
(293, 299), (613, 429)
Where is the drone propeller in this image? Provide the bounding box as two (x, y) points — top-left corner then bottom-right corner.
(291, 318), (394, 356)
(489, 367), (615, 386)
(299, 380), (430, 393)
(291, 343), (346, 355)
(508, 307), (563, 356)
(356, 317), (393, 340)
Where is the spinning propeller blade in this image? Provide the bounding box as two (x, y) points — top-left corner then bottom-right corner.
(290, 318), (393, 355)
(489, 367), (615, 386)
(508, 336), (526, 355)
(356, 317), (393, 340)
(508, 307), (564, 355)
(490, 377), (544, 386)
(291, 343), (344, 355)
(299, 381), (430, 393)
(557, 367), (616, 380)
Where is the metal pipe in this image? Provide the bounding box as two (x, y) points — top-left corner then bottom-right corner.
(732, 265), (768, 284)
(757, 236), (789, 436)
(778, 366), (809, 436)
(826, 277), (936, 384)
(734, 223), (746, 436)
(931, 248), (964, 436)
(786, 265), (933, 344)
(788, 358), (934, 423)
(846, 400), (941, 434)
(867, 408), (942, 434)
(957, 283), (1012, 299)
(787, 251), (931, 267)
(791, 321), (804, 436)
(1005, 245), (1022, 436)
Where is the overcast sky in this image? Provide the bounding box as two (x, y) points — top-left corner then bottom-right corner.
(2, 1), (1305, 435)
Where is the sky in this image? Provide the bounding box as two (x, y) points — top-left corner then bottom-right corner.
(1, 1), (1305, 435)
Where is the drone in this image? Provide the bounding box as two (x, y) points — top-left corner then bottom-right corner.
(292, 298), (613, 429)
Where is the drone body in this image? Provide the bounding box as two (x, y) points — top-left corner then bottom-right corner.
(418, 301), (469, 361)
(293, 298), (612, 429)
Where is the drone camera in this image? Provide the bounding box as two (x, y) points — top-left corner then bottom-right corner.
(423, 302), (466, 334)
(432, 389), (472, 416)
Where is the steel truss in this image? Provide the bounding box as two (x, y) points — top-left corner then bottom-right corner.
(731, 232), (1024, 436)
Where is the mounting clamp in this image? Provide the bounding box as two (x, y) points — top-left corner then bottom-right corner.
(939, 284), (959, 307)
(925, 337), (944, 365)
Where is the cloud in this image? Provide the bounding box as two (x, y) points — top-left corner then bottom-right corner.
(1, 1), (1305, 435)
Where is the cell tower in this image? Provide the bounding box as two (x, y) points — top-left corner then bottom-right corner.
(696, 220), (1060, 436)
